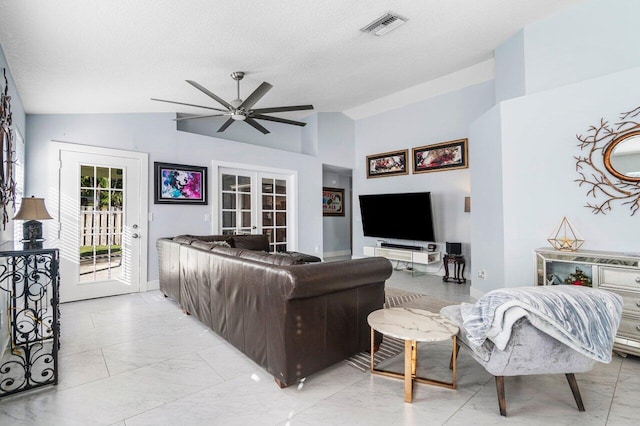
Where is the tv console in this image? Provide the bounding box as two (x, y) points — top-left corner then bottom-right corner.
(363, 246), (441, 277)
(380, 242), (422, 251)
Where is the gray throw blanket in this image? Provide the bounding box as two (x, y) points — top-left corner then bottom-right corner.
(460, 285), (623, 363)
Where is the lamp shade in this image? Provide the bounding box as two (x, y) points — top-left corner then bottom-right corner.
(464, 196), (471, 213)
(13, 197), (53, 221)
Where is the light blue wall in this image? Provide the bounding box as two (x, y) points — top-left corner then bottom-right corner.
(318, 112), (355, 169)
(0, 45), (25, 142)
(26, 113), (324, 282)
(494, 29), (525, 103)
(177, 114), (303, 153)
(353, 81), (495, 269)
(322, 171), (351, 257)
(0, 44), (26, 355)
(470, 0), (640, 293)
(499, 66), (640, 288)
(524, 0), (640, 94)
(301, 113), (318, 156)
(468, 104), (505, 295)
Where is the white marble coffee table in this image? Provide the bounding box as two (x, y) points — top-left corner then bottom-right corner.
(367, 307), (459, 403)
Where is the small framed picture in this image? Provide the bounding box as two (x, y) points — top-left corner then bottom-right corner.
(154, 162), (207, 204)
(412, 138), (468, 174)
(366, 149), (409, 178)
(323, 187), (345, 216)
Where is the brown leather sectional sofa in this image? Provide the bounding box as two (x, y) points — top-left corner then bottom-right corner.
(157, 234), (393, 387)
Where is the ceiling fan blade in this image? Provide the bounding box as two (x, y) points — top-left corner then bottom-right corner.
(217, 118), (235, 132)
(252, 114), (307, 127)
(151, 98), (227, 112)
(173, 114), (227, 121)
(245, 117), (270, 134)
(186, 80), (233, 110)
(239, 82), (273, 110)
(251, 105), (314, 114)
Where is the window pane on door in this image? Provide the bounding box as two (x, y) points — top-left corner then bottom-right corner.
(261, 176), (287, 252)
(221, 173), (252, 235)
(79, 165), (124, 283)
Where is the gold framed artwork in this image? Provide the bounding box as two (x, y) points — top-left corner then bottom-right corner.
(412, 139), (468, 174)
(366, 149), (409, 178)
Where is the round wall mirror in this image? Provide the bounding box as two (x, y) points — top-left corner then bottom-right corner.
(604, 130), (640, 182)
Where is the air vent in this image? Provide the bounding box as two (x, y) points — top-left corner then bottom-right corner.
(361, 13), (407, 36)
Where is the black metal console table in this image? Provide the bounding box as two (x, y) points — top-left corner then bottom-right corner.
(0, 241), (59, 397)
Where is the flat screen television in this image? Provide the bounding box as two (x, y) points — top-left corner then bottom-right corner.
(358, 192), (436, 242)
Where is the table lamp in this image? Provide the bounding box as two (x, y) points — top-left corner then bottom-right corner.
(13, 196), (53, 247)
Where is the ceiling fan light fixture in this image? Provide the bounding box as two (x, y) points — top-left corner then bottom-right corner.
(361, 12), (407, 36)
(152, 72), (313, 134)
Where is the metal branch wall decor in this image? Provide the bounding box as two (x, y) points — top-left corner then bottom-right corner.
(0, 68), (17, 229)
(575, 105), (640, 216)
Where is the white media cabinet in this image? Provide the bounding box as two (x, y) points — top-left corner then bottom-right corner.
(363, 246), (441, 276)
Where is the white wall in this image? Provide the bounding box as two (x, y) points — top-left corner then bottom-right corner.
(353, 81), (495, 268)
(26, 113), (324, 282)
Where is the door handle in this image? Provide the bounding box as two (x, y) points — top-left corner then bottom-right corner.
(132, 233), (140, 239)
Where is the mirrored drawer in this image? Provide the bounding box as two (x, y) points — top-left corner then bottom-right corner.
(611, 290), (640, 316)
(599, 267), (640, 291)
(617, 315), (640, 340)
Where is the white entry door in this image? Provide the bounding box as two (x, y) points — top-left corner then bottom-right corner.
(58, 148), (146, 302)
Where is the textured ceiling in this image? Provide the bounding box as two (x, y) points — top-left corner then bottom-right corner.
(0, 0), (585, 119)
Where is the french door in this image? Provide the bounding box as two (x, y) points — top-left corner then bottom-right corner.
(57, 146), (147, 302)
(219, 168), (291, 252)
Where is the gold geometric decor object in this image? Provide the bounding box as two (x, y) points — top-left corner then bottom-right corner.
(575, 105), (640, 216)
(548, 217), (584, 252)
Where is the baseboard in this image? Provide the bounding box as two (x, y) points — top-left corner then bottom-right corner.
(145, 279), (159, 291)
(470, 286), (484, 301)
(322, 250), (351, 259)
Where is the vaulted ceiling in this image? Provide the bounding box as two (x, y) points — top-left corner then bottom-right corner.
(0, 0), (585, 120)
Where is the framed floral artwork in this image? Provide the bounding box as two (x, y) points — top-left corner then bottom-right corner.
(412, 139), (468, 174)
(366, 149), (409, 178)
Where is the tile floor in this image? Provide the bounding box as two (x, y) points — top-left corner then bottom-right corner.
(0, 270), (637, 425)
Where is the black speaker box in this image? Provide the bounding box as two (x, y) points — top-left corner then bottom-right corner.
(446, 242), (462, 255)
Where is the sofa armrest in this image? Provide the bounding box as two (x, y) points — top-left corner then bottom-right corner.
(284, 257), (392, 300)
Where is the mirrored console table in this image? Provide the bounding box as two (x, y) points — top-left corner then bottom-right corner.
(0, 241), (59, 397)
(535, 248), (640, 357)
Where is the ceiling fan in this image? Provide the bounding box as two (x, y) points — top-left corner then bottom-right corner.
(151, 72), (313, 134)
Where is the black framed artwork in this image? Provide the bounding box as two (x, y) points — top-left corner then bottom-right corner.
(154, 162), (207, 204)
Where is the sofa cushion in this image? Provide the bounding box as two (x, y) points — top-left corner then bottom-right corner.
(191, 240), (231, 250)
(240, 250), (305, 266)
(174, 234), (231, 245)
(173, 235), (198, 245)
(229, 234), (270, 251)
